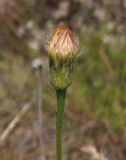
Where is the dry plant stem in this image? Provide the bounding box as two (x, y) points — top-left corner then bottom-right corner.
(0, 103), (30, 146)
(56, 89), (66, 160)
(100, 48), (115, 79)
(37, 67), (45, 160)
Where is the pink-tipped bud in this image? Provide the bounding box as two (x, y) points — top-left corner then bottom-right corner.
(47, 25), (78, 63)
(47, 25), (78, 89)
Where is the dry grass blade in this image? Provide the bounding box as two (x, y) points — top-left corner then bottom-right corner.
(0, 103), (31, 146)
(81, 145), (108, 160)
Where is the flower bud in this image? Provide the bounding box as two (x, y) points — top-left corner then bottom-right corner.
(47, 25), (78, 89)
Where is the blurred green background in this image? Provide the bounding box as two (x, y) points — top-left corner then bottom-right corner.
(0, 0), (126, 160)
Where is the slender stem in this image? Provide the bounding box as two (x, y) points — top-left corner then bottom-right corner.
(56, 89), (66, 160)
(37, 67), (45, 160)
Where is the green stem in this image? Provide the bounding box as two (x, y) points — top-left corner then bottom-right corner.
(56, 89), (66, 160)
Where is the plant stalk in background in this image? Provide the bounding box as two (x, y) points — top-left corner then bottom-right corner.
(47, 25), (78, 160)
(37, 64), (45, 160)
(32, 58), (45, 160)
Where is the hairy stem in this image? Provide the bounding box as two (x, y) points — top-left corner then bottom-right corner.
(56, 89), (66, 160)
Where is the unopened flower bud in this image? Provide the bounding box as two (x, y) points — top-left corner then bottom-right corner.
(47, 25), (78, 89)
